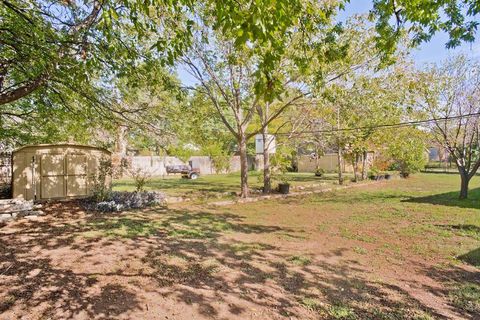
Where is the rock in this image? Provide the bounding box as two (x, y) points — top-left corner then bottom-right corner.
(212, 200), (236, 206)
(0, 213), (14, 222)
(31, 210), (45, 216)
(0, 199), (34, 213)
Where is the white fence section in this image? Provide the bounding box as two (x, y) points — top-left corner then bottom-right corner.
(128, 156), (252, 177)
(125, 154), (269, 177)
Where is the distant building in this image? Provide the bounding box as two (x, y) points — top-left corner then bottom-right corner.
(428, 146), (450, 162)
(255, 134), (276, 154)
(428, 147), (440, 161)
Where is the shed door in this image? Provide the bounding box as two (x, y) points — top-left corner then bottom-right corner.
(40, 154), (65, 199)
(66, 154), (87, 197)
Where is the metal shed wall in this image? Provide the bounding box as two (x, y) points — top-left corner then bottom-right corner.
(12, 144), (111, 201)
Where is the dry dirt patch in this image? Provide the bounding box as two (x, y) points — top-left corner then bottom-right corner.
(0, 175), (479, 319)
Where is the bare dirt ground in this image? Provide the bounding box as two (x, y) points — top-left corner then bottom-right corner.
(0, 174), (479, 319)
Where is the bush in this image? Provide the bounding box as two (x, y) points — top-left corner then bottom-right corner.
(0, 183), (11, 199)
(315, 168), (325, 177)
(387, 127), (428, 177)
(84, 191), (166, 212)
(90, 157), (113, 202)
(128, 168), (151, 192)
(202, 143), (231, 173)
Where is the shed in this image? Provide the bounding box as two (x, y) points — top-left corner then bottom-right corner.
(12, 144), (111, 201)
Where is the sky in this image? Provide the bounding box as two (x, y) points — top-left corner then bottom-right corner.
(178, 1), (480, 85)
(339, 1), (480, 65)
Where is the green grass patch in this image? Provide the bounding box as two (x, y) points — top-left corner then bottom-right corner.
(113, 172), (342, 199)
(287, 255), (312, 266)
(230, 242), (269, 254)
(82, 218), (161, 238)
(168, 228), (208, 239)
(447, 225), (480, 241)
(371, 308), (434, 320)
(450, 282), (480, 313)
(353, 246), (368, 255)
(326, 303), (356, 319)
(458, 247), (480, 267)
(300, 297), (322, 311)
(339, 227), (377, 243)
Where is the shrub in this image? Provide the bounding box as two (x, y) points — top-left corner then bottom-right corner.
(128, 168), (151, 192)
(0, 183), (12, 199)
(202, 143), (232, 173)
(270, 148), (294, 187)
(90, 157), (113, 202)
(387, 127), (428, 177)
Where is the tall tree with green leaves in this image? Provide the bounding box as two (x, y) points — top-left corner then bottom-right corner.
(0, 0), (187, 148)
(303, 16), (390, 184)
(112, 61), (183, 154)
(370, 0), (479, 60)
(385, 126), (429, 177)
(181, 0), (351, 197)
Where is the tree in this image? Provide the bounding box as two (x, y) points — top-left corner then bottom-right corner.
(0, 0), (199, 108)
(417, 56), (480, 199)
(1, 0), (346, 109)
(0, 0), (192, 149)
(386, 127), (428, 177)
(113, 61), (183, 155)
(325, 64), (414, 182)
(181, 37), (304, 197)
(370, 0), (479, 60)
(303, 16), (401, 184)
(180, 2), (343, 197)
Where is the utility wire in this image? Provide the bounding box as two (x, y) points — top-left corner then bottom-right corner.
(274, 112), (480, 136)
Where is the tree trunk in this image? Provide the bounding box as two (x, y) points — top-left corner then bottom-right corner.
(361, 151), (368, 180)
(115, 125), (128, 156)
(337, 145), (343, 185)
(262, 129), (271, 194)
(239, 134), (249, 198)
(336, 107), (343, 185)
(352, 153), (358, 182)
(459, 167), (469, 199)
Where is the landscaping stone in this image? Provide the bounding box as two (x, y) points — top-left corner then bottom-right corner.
(0, 199), (45, 223)
(0, 213), (14, 220)
(0, 199), (34, 213)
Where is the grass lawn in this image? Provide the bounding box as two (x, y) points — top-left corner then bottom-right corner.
(1, 173), (479, 319)
(113, 171), (351, 198)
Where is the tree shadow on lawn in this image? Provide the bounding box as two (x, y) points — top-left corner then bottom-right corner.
(402, 187), (480, 210)
(437, 224), (480, 268)
(414, 260), (480, 318)
(0, 243), (141, 319)
(458, 247), (480, 268)
(279, 190), (406, 207)
(0, 202), (475, 319)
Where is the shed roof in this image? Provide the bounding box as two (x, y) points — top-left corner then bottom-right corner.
(13, 143), (111, 154)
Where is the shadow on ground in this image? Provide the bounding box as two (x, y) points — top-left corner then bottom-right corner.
(0, 202), (476, 319)
(402, 187), (480, 209)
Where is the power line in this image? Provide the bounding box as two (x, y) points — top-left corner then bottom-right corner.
(274, 112), (480, 136)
